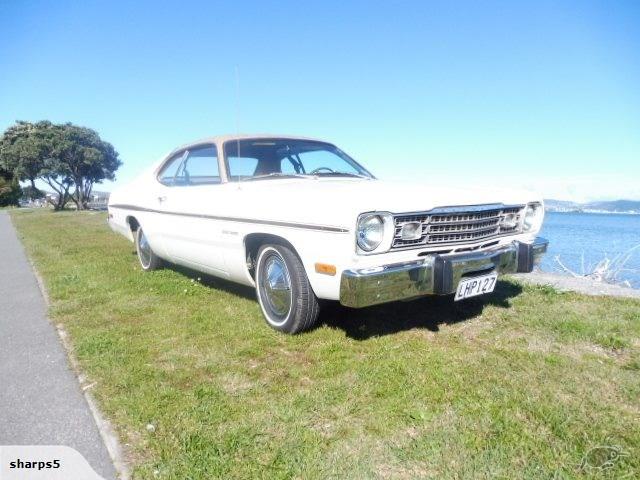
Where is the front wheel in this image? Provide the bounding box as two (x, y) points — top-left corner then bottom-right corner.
(255, 244), (320, 334)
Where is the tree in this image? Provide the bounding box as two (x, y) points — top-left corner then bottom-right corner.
(0, 121), (52, 192)
(0, 121), (121, 210)
(21, 184), (45, 201)
(1, 121), (70, 209)
(0, 166), (21, 207)
(53, 124), (121, 210)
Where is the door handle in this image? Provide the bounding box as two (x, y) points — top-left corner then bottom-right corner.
(157, 196), (167, 203)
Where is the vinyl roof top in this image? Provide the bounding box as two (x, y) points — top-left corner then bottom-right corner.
(174, 134), (330, 151)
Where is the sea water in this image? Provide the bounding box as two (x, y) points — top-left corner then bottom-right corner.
(539, 212), (640, 289)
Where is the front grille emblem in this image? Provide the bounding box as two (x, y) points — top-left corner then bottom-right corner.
(400, 222), (422, 240)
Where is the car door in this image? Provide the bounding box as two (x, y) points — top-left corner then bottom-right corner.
(146, 150), (187, 259)
(157, 144), (228, 277)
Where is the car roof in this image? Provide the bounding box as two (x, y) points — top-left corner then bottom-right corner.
(174, 134), (331, 152)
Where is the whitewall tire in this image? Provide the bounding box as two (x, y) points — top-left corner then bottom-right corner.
(135, 227), (163, 271)
(255, 244), (320, 334)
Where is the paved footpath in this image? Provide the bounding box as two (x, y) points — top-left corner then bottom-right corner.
(0, 211), (117, 479)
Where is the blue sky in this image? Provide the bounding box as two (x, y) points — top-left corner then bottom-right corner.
(1, 0), (639, 201)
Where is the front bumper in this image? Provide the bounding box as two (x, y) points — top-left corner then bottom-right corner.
(339, 237), (548, 308)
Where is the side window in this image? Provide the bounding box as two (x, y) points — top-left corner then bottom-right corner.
(177, 145), (220, 185)
(158, 152), (187, 186)
(227, 156), (259, 180)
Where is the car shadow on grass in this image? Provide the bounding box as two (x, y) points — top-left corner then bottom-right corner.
(153, 256), (523, 340)
(158, 261), (258, 301)
(320, 280), (523, 340)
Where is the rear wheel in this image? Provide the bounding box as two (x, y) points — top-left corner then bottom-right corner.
(255, 244), (320, 334)
(135, 227), (163, 271)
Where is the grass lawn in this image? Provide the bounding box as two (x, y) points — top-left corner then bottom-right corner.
(9, 209), (640, 479)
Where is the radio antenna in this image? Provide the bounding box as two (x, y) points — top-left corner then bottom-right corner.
(235, 66), (241, 159)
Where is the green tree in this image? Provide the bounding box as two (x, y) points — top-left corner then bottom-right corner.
(0, 165), (21, 207)
(0, 121), (121, 210)
(21, 184), (45, 201)
(53, 123), (121, 210)
(0, 121), (52, 192)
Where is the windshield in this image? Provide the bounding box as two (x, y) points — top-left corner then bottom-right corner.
(224, 139), (374, 181)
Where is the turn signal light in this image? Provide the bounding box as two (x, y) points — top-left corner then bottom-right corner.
(315, 263), (337, 276)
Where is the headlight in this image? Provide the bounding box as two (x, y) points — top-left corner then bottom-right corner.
(357, 214), (384, 251)
(356, 212), (393, 253)
(523, 202), (544, 232)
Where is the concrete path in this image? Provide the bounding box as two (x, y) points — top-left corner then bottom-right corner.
(0, 211), (117, 479)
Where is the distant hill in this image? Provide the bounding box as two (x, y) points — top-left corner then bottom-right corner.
(544, 199), (579, 211)
(584, 200), (640, 212)
(545, 199), (640, 214)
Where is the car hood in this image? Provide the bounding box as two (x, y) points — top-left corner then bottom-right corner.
(232, 178), (539, 229)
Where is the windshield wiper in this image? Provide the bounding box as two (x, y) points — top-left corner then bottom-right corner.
(313, 172), (371, 179)
(240, 172), (310, 182)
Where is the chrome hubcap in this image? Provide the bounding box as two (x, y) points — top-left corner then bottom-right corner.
(138, 230), (152, 268)
(262, 254), (292, 317)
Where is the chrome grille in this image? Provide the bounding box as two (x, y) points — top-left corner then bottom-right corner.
(392, 205), (524, 250)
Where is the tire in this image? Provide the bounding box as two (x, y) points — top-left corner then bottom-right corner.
(255, 243), (320, 334)
(135, 227), (163, 271)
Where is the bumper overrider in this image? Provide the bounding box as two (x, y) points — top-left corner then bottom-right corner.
(340, 237), (548, 308)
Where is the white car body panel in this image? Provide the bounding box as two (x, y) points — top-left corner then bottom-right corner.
(108, 136), (543, 301)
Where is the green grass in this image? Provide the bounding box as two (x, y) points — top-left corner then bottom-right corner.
(10, 209), (640, 479)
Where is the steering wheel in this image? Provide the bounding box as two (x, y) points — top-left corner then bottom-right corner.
(309, 167), (335, 174)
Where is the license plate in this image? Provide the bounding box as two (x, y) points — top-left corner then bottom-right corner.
(454, 273), (498, 301)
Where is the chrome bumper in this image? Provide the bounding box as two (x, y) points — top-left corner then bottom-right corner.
(339, 237), (549, 308)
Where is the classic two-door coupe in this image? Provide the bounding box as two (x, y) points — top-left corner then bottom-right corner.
(108, 135), (548, 333)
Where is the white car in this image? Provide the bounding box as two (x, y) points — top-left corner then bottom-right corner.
(108, 135), (548, 333)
